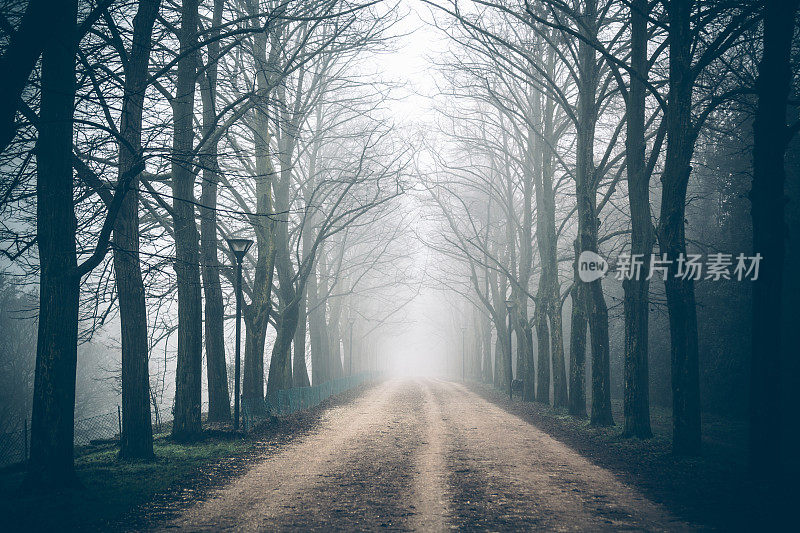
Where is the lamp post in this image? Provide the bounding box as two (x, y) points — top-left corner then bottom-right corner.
(461, 326), (466, 382)
(227, 237), (252, 431)
(349, 319), (354, 376)
(505, 299), (514, 401)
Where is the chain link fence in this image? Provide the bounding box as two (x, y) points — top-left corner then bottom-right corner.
(1, 373), (374, 468)
(0, 410), (122, 469)
(242, 372), (375, 431)
(0, 401), (210, 469)
(0, 423), (28, 468)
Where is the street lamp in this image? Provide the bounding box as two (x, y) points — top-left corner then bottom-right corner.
(461, 326), (466, 382)
(349, 319), (354, 377)
(227, 237), (252, 431)
(505, 299), (514, 401)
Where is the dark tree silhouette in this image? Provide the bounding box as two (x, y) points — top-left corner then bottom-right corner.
(749, 0), (800, 479)
(170, 0), (203, 441)
(114, 0), (161, 460)
(25, 0), (81, 489)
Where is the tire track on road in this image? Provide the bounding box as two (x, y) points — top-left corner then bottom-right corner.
(432, 380), (695, 531)
(270, 379), (427, 531)
(159, 380), (403, 531)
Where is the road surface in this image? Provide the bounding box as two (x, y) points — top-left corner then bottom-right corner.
(160, 379), (693, 531)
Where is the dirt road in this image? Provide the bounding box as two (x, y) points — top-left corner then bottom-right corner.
(159, 379), (694, 531)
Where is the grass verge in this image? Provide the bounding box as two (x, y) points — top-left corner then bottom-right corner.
(0, 383), (374, 532)
(0, 433), (254, 531)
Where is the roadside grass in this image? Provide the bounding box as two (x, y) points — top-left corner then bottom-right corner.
(0, 432), (253, 531)
(505, 391), (747, 463)
(0, 383), (373, 532)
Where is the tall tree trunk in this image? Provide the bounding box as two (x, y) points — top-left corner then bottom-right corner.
(293, 285), (311, 387)
(199, 0), (230, 425)
(470, 307), (480, 379)
(115, 0), (161, 457)
(577, 0), (613, 426)
(266, 239), (296, 393)
(657, 0), (701, 455)
(327, 300), (344, 379)
(749, 0), (800, 477)
(242, 4), (279, 402)
(514, 309), (527, 389)
(309, 258), (329, 385)
(491, 265), (509, 389)
(540, 81), (569, 409)
(522, 322), (534, 397)
(622, 0), (653, 439)
(25, 0), (79, 488)
(519, 314), (535, 401)
(266, 301), (296, 394)
(171, 0), (203, 441)
(242, 300), (268, 400)
(548, 305), (567, 407)
(518, 112), (535, 401)
(569, 240), (588, 418)
(493, 327), (506, 388)
(482, 313), (493, 382)
(320, 250), (345, 379)
(267, 102), (301, 393)
(534, 303), (550, 403)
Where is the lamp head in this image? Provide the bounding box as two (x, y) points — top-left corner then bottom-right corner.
(226, 238), (253, 262)
(505, 299), (514, 312)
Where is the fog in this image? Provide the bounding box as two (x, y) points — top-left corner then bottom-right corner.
(0, 1), (797, 525)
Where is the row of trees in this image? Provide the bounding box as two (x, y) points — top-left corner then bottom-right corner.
(421, 0), (798, 477)
(0, 0), (411, 489)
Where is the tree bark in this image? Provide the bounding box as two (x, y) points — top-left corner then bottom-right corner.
(25, 0), (80, 488)
(548, 304), (567, 407)
(115, 0), (161, 458)
(266, 232), (296, 393)
(267, 89), (305, 394)
(577, 0), (613, 426)
(493, 333), (504, 387)
(622, 0), (653, 439)
(540, 82), (568, 409)
(241, 2), (279, 402)
(482, 311), (493, 382)
(748, 0), (799, 477)
(569, 240), (588, 418)
(534, 304), (550, 403)
(309, 256), (330, 385)
(532, 98), (551, 405)
(657, 0), (701, 455)
(171, 0), (203, 441)
(517, 112), (535, 401)
(293, 285), (311, 387)
(198, 0), (230, 425)
(518, 314), (534, 401)
(266, 299), (296, 394)
(491, 276), (510, 389)
(242, 299), (268, 400)
(327, 294), (345, 379)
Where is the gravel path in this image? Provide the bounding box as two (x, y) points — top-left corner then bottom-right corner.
(158, 378), (694, 531)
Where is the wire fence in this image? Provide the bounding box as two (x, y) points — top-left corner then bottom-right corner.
(0, 409), (122, 469)
(0, 401), (207, 469)
(242, 372), (375, 431)
(1, 374), (375, 468)
(0, 423), (28, 468)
